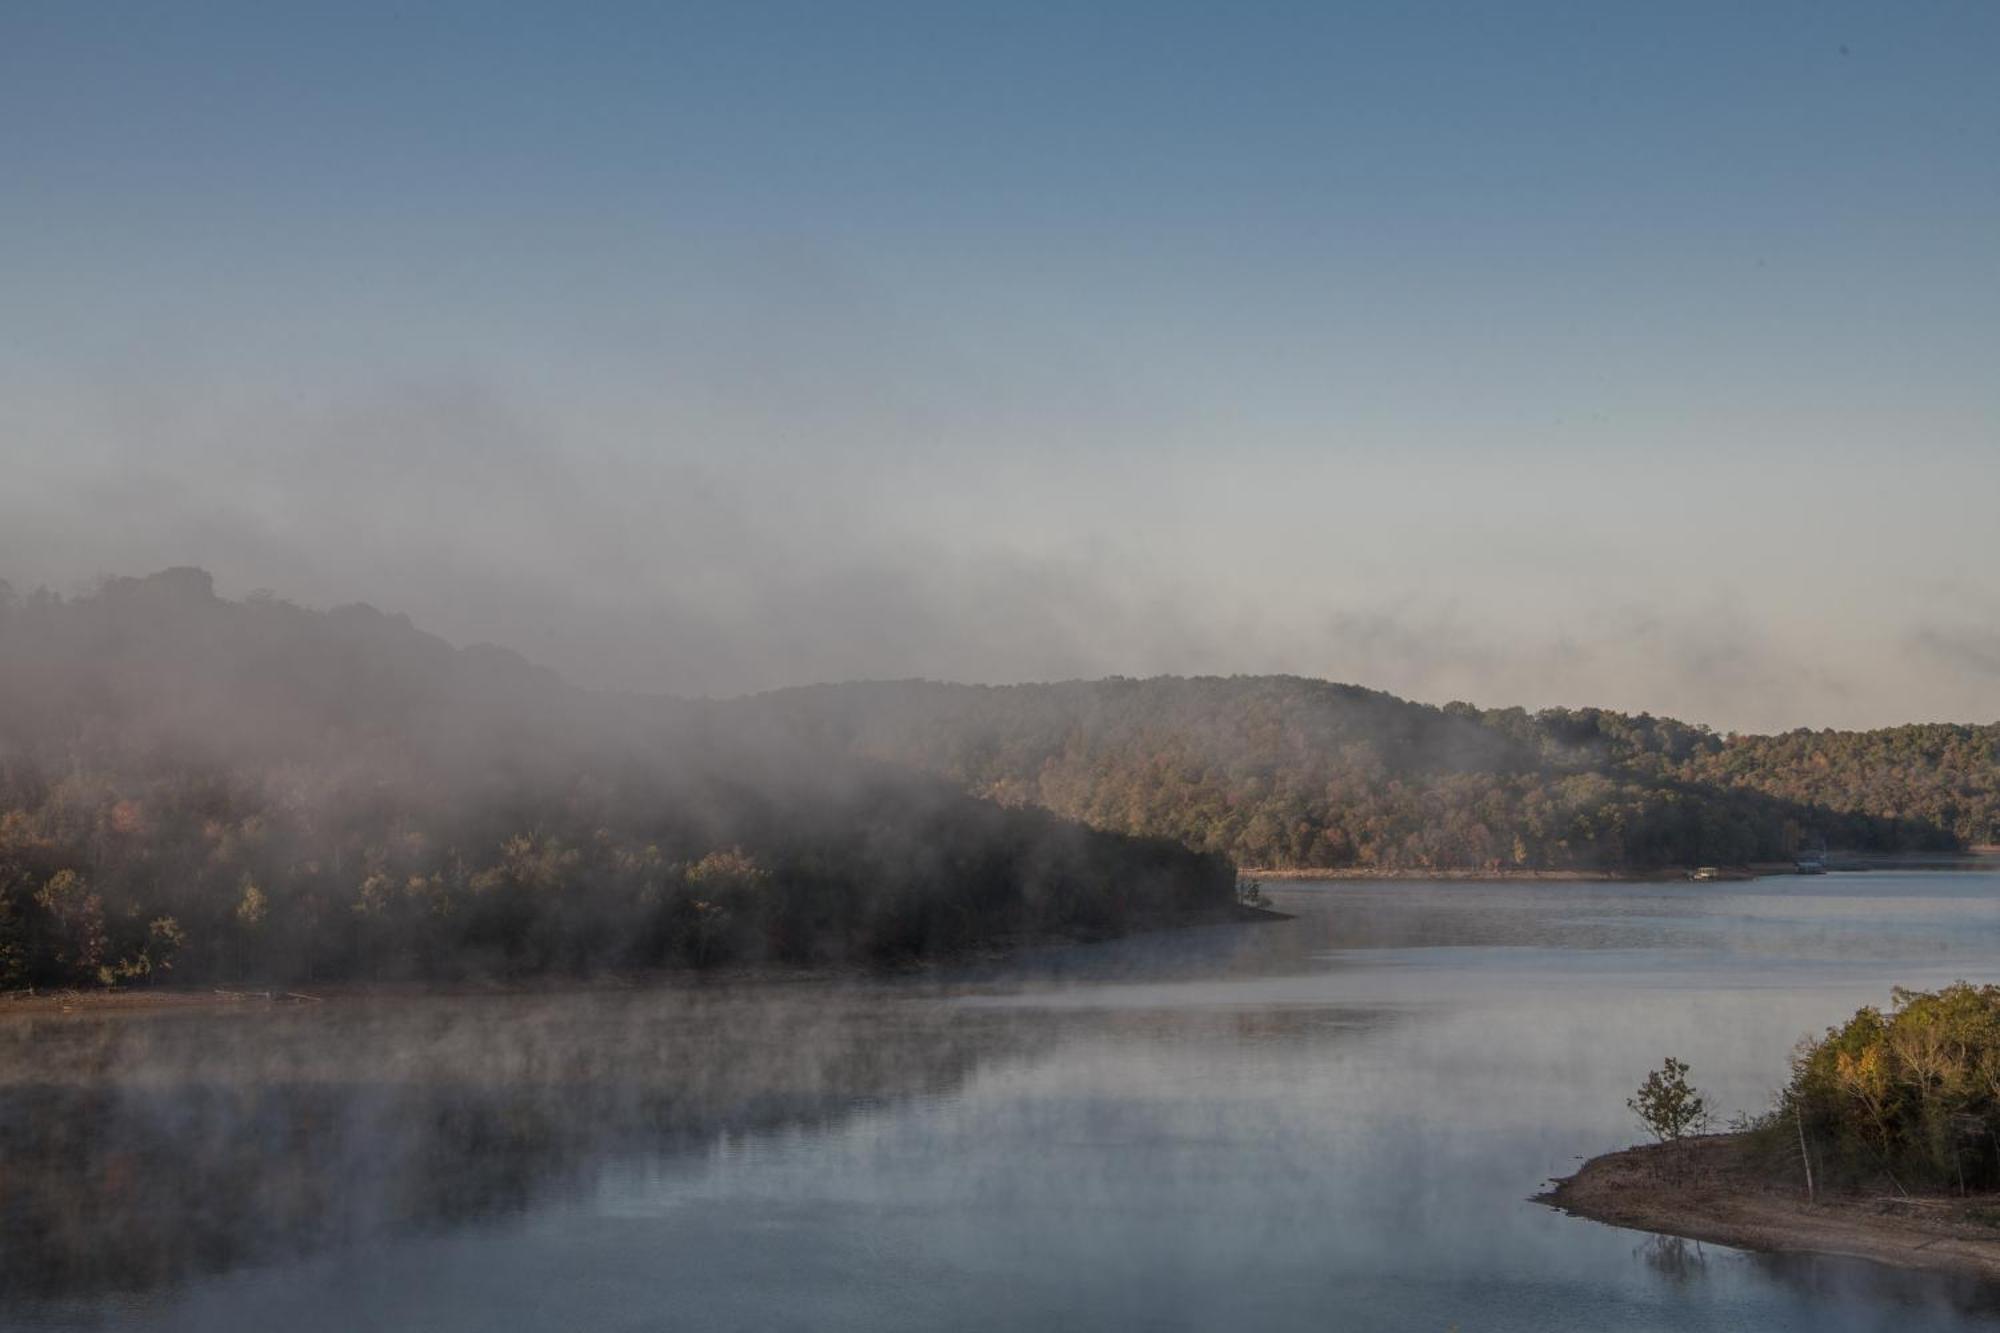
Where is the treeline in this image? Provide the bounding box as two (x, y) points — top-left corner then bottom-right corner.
(0, 765), (1231, 989)
(7, 569), (1990, 992)
(1687, 724), (2000, 850)
(736, 678), (1999, 871)
(0, 572), (1234, 989)
(1773, 984), (2000, 1193)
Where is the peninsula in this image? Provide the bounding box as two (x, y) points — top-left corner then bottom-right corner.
(1543, 983), (2000, 1281)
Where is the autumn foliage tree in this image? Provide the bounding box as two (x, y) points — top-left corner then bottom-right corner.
(1780, 984), (2000, 1193)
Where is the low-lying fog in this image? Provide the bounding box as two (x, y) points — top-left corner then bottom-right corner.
(8, 875), (2000, 1331)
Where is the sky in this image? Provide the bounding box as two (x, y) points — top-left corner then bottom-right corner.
(3, 1), (1996, 732)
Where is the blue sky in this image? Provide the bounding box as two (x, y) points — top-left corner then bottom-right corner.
(4, 3), (1996, 728)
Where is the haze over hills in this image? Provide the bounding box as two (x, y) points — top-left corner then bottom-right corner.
(740, 679), (2000, 872)
(0, 571), (1234, 989)
(2, 570), (1995, 990)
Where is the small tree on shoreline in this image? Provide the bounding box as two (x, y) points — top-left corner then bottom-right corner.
(1630, 1056), (1711, 1146)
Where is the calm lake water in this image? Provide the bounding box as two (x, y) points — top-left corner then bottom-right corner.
(8, 873), (2000, 1330)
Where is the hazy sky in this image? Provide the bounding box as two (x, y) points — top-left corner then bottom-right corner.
(4, 2), (1996, 731)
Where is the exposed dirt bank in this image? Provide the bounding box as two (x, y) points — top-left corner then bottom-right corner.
(1539, 1134), (2000, 1282)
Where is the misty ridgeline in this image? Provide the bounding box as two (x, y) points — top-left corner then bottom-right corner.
(1, 568), (1995, 990)
(0, 569), (1235, 988)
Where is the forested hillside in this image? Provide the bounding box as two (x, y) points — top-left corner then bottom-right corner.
(6, 571), (1988, 993)
(0, 572), (1234, 989)
(1685, 725), (2000, 850)
(739, 678), (2000, 871)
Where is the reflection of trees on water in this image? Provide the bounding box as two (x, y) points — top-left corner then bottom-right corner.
(1746, 1249), (2000, 1323)
(1634, 1229), (2000, 1321)
(1637, 1233), (1707, 1284)
(0, 989), (1043, 1302)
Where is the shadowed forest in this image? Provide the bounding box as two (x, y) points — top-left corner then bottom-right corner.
(0, 571), (1234, 989)
(2, 570), (1994, 989)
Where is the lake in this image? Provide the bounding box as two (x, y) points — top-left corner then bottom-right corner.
(7, 873), (2000, 1330)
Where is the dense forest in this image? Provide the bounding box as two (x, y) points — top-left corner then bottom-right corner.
(0, 572), (1235, 990)
(736, 678), (2000, 872)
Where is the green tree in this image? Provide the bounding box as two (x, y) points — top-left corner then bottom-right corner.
(1629, 1056), (1710, 1144)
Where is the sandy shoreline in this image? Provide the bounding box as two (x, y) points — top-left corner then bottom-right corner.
(1539, 1134), (2000, 1282)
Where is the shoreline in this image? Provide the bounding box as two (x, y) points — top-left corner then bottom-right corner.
(1538, 1134), (2000, 1282)
(0, 902), (1288, 1017)
(1243, 866), (1745, 882)
(1246, 857), (2000, 882)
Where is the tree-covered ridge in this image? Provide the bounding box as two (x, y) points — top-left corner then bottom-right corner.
(0, 573), (1234, 989)
(1686, 724), (2000, 849)
(739, 678), (1998, 871)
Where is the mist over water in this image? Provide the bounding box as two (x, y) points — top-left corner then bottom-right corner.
(8, 873), (2000, 1331)
(6, 7), (1999, 1325)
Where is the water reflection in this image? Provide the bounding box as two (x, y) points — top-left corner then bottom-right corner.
(0, 989), (1044, 1303)
(6, 876), (2000, 1331)
(1747, 1250), (2000, 1322)
(1640, 1234), (1709, 1285)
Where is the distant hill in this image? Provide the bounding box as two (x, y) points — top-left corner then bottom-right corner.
(0, 572), (1233, 989)
(732, 677), (2000, 871)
